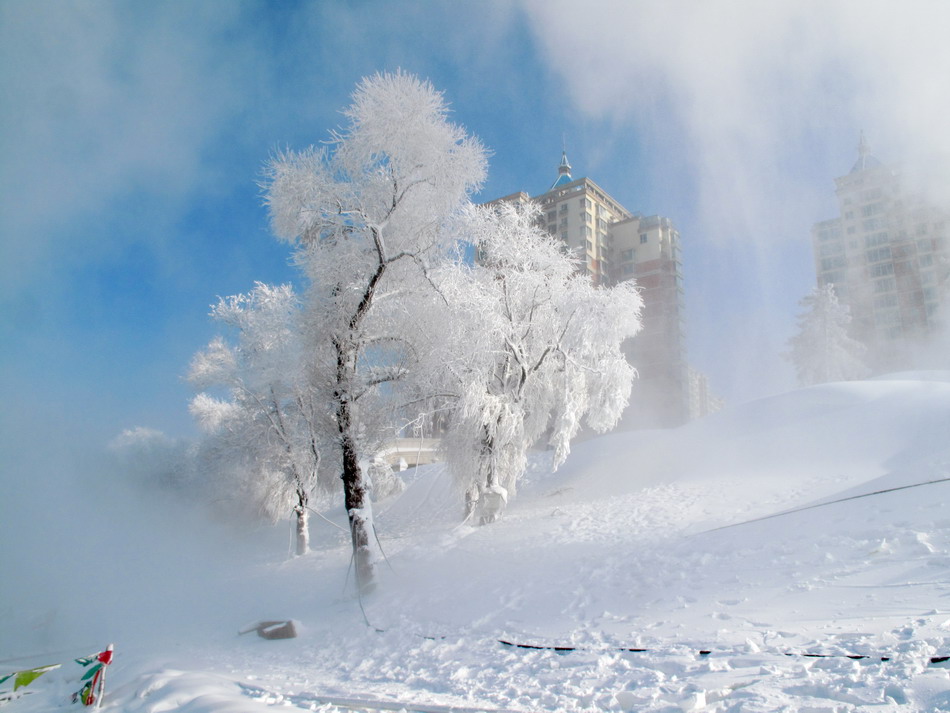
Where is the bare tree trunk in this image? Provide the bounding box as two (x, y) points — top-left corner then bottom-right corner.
(339, 411), (375, 593)
(477, 426), (506, 525)
(331, 259), (386, 593)
(334, 337), (376, 592)
(480, 426), (496, 490)
(293, 490), (309, 557)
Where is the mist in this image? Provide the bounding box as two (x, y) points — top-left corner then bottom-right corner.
(0, 430), (288, 659)
(521, 0), (950, 401)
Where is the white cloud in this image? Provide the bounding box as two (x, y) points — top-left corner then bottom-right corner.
(520, 0), (950, 401)
(521, 0), (950, 242)
(0, 2), (268, 300)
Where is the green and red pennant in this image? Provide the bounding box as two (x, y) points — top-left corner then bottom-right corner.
(73, 646), (114, 707)
(0, 644), (113, 707)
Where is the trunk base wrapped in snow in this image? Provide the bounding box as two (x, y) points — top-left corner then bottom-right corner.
(478, 483), (508, 525)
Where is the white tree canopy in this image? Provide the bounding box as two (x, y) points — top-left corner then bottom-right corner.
(188, 282), (324, 555)
(787, 283), (868, 386)
(431, 201), (643, 520)
(262, 71), (487, 587)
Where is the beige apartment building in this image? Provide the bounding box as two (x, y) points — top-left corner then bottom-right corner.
(488, 152), (713, 428)
(812, 136), (950, 372)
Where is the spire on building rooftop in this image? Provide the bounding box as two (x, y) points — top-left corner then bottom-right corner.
(550, 150), (574, 189)
(850, 131), (882, 173)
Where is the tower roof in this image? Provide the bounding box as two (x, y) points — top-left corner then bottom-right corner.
(550, 150), (574, 189)
(850, 131), (883, 173)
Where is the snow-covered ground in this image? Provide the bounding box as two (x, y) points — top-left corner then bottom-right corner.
(4, 374), (950, 711)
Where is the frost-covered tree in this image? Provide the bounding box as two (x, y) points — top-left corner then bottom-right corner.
(787, 283), (868, 386)
(263, 71), (486, 589)
(188, 282), (324, 557)
(433, 202), (644, 523)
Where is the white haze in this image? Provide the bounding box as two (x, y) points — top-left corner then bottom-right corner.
(521, 0), (950, 401)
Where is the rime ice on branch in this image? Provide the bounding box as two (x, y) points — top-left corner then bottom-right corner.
(263, 71), (487, 588)
(431, 201), (644, 523)
(188, 282), (323, 557)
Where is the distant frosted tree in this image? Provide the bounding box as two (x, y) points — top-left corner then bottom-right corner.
(787, 284), (868, 386)
(263, 71), (486, 589)
(188, 282), (325, 557)
(432, 202), (644, 523)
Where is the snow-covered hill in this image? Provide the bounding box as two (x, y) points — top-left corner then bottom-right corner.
(4, 374), (950, 711)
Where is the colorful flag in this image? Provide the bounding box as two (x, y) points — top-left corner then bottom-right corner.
(73, 645), (113, 707)
(11, 663), (60, 690)
(1, 644), (114, 707)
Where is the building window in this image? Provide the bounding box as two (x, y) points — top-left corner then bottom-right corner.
(873, 277), (895, 293)
(640, 233), (648, 244)
(866, 247), (891, 263)
(869, 262), (894, 277)
(622, 264), (635, 276)
(821, 256), (846, 271)
(876, 308), (901, 327)
(865, 231), (889, 247)
(819, 242), (844, 257)
(586, 240), (593, 252)
(873, 293), (898, 309)
(621, 248), (634, 261)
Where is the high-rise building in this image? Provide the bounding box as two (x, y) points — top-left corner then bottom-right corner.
(488, 152), (707, 428)
(812, 136), (950, 372)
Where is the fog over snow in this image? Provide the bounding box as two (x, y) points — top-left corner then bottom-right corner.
(3, 2), (950, 712)
(4, 374), (950, 711)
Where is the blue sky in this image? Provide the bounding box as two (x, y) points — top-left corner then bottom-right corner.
(2, 0), (949, 464)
